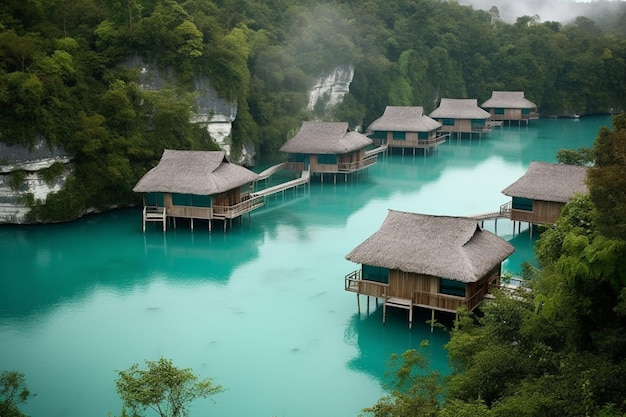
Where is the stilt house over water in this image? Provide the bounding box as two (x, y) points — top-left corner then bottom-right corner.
(429, 98), (493, 138)
(344, 210), (515, 328)
(502, 161), (588, 226)
(279, 121), (378, 183)
(481, 91), (539, 125)
(366, 106), (448, 155)
(133, 149), (263, 232)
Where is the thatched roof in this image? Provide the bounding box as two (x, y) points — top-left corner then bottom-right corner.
(279, 121), (373, 154)
(429, 98), (491, 119)
(502, 162), (588, 203)
(481, 91), (537, 109)
(366, 106), (442, 133)
(345, 210), (514, 283)
(133, 149), (259, 195)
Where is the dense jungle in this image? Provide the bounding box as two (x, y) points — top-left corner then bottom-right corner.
(1, 0), (626, 221)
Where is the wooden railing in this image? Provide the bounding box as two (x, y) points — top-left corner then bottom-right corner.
(338, 155), (378, 172)
(413, 289), (484, 312)
(213, 195), (265, 219)
(345, 270), (389, 298)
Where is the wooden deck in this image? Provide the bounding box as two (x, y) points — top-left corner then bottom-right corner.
(345, 269), (492, 329)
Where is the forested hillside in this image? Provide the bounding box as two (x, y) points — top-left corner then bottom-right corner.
(1, 0), (625, 221)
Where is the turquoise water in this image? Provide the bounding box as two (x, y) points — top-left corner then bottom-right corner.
(0, 116), (612, 417)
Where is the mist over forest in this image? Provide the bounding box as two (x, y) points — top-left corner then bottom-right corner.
(458, 0), (626, 28)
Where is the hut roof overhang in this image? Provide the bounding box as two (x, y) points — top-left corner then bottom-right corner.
(502, 161), (588, 203)
(279, 121), (373, 155)
(132, 149), (259, 195)
(345, 210), (514, 283)
(366, 106), (442, 133)
(481, 91), (537, 109)
(429, 98), (491, 120)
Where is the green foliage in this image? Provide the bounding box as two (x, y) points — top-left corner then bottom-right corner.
(0, 371), (32, 417)
(588, 114), (626, 240)
(41, 161), (66, 185)
(361, 348), (444, 417)
(8, 169), (26, 190)
(115, 357), (223, 417)
(556, 147), (594, 166)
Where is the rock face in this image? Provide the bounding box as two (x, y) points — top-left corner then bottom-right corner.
(0, 140), (72, 224)
(307, 65), (354, 111)
(132, 57), (254, 165)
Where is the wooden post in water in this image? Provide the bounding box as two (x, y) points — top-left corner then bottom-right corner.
(430, 309), (435, 332)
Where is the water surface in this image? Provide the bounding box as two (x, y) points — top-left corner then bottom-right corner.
(0, 116), (612, 417)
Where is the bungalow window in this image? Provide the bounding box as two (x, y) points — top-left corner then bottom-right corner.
(292, 153), (306, 162)
(317, 154), (337, 165)
(471, 119), (485, 126)
(172, 193), (192, 206)
(392, 131), (406, 140)
(370, 131), (387, 139)
(440, 278), (466, 297)
(193, 194), (211, 208)
(442, 118), (455, 126)
(418, 131), (429, 140)
(362, 264), (389, 284)
(522, 108), (531, 115)
(495, 108), (505, 115)
(145, 192), (163, 206)
(512, 196), (534, 211)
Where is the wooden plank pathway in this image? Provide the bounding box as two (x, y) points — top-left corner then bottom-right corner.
(251, 169), (310, 198)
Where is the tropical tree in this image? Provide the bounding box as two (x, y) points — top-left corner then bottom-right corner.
(0, 371), (33, 417)
(115, 357), (223, 417)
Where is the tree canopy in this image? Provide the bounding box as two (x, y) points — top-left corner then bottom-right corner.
(115, 357), (223, 417)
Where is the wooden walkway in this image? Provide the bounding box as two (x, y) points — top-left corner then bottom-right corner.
(251, 169), (310, 198)
(256, 161), (287, 182)
(365, 142), (388, 157)
(469, 201), (511, 222)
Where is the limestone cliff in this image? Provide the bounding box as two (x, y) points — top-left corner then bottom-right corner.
(307, 65), (354, 112)
(0, 140), (72, 224)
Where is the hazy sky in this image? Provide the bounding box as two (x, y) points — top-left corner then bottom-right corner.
(457, 0), (625, 24)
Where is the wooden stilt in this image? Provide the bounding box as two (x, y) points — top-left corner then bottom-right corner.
(430, 309), (435, 332)
(191, 217), (194, 231)
(366, 295), (370, 314)
(356, 294), (360, 314)
(409, 306), (413, 329)
(382, 299), (387, 324)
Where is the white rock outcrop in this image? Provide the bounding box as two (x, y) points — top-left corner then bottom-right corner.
(0, 140), (72, 224)
(307, 65), (354, 111)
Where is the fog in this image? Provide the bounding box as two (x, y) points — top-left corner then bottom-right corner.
(456, 0), (625, 24)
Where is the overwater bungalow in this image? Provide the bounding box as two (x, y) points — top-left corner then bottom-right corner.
(279, 121), (377, 183)
(344, 210), (515, 328)
(133, 149), (263, 232)
(481, 91), (539, 125)
(366, 106), (447, 155)
(429, 98), (493, 138)
(502, 161), (588, 227)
